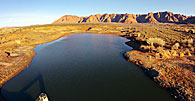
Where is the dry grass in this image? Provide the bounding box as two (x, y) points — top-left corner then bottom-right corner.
(0, 23), (195, 100)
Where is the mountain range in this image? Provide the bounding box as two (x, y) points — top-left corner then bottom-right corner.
(53, 11), (195, 24)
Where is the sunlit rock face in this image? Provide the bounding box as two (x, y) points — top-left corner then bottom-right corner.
(53, 11), (195, 24)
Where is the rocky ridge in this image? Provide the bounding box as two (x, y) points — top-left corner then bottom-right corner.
(53, 11), (195, 24)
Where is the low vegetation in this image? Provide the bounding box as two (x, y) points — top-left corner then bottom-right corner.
(0, 23), (195, 100)
(124, 23), (195, 100)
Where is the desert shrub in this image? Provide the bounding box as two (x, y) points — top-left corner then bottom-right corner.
(155, 53), (160, 58)
(172, 43), (180, 50)
(170, 50), (177, 56)
(179, 52), (185, 57)
(183, 48), (190, 54)
(160, 50), (170, 58)
(137, 33), (141, 37)
(146, 37), (165, 47)
(182, 38), (193, 45)
(187, 38), (193, 44)
(165, 50), (171, 56)
(187, 52), (192, 56)
(156, 47), (164, 53)
(190, 47), (194, 52)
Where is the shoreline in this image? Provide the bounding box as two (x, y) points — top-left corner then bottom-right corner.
(0, 23), (194, 100)
(0, 33), (71, 88)
(123, 46), (195, 100)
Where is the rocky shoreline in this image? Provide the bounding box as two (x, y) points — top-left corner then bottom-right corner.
(0, 46), (36, 88)
(0, 23), (194, 100)
(123, 31), (195, 100)
(124, 50), (195, 100)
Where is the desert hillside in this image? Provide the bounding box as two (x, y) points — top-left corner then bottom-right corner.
(53, 11), (195, 24)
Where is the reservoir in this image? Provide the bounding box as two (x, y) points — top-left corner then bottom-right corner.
(0, 33), (172, 101)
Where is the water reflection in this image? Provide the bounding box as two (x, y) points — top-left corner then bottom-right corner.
(1, 74), (45, 101)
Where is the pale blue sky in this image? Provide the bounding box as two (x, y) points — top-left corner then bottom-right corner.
(0, 0), (194, 27)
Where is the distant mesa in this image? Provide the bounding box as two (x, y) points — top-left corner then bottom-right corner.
(53, 11), (195, 24)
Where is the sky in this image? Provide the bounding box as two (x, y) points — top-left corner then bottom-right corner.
(0, 0), (195, 27)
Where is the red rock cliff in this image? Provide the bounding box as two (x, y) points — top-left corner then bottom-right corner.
(53, 11), (195, 24)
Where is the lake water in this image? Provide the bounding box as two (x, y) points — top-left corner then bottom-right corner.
(0, 33), (172, 101)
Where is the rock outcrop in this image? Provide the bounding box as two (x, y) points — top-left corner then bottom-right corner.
(53, 11), (195, 24)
